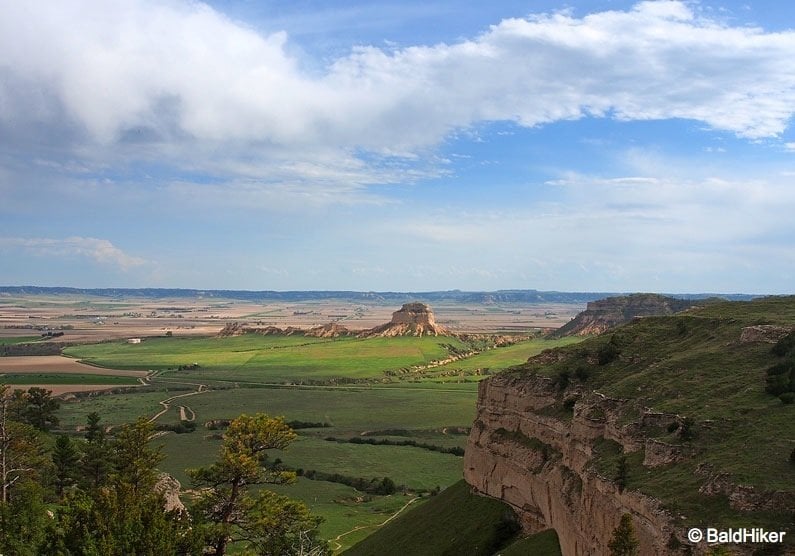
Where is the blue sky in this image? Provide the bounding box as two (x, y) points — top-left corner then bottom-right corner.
(1, 0), (794, 293)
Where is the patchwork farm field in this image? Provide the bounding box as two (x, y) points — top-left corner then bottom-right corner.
(64, 335), (467, 382)
(44, 330), (581, 552)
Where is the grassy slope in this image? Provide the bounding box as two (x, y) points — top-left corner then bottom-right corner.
(431, 337), (582, 374)
(511, 296), (795, 529)
(498, 530), (562, 556)
(343, 480), (520, 556)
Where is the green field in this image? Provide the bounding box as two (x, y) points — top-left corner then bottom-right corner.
(0, 373), (139, 385)
(58, 388), (192, 426)
(0, 336), (41, 345)
(430, 336), (582, 374)
(54, 332), (581, 552)
(65, 335), (468, 382)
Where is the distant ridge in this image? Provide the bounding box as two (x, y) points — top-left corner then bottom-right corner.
(0, 286), (758, 304)
(549, 293), (696, 338)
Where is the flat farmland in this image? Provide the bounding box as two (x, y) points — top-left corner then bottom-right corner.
(160, 385), (477, 433)
(1, 293), (586, 343)
(65, 335), (468, 382)
(0, 355), (147, 376)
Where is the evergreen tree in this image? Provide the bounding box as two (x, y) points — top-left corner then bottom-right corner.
(615, 455), (628, 493)
(84, 412), (104, 443)
(52, 435), (80, 497)
(189, 413), (327, 555)
(49, 418), (196, 554)
(22, 387), (60, 431)
(80, 412), (112, 490)
(608, 513), (640, 556)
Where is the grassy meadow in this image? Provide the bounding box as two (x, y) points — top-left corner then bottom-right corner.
(64, 335), (468, 382)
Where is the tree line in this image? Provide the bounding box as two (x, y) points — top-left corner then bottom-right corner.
(0, 386), (328, 555)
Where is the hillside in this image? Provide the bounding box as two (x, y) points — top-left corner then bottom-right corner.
(343, 480), (562, 556)
(549, 293), (696, 338)
(465, 296), (795, 554)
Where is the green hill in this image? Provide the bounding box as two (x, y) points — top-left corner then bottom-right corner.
(504, 295), (795, 535)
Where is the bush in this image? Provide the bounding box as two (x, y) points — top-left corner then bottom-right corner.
(765, 362), (795, 396)
(679, 417), (695, 441)
(772, 332), (795, 357)
(779, 392), (794, 405)
(597, 337), (621, 366)
(554, 370), (571, 391)
(574, 366), (590, 381)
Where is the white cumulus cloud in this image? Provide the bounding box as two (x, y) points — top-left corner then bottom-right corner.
(0, 0), (793, 163)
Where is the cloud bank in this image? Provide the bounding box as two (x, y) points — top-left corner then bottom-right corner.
(1, 0), (793, 166)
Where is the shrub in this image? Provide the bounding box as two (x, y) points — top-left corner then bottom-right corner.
(679, 417), (696, 441)
(772, 331), (795, 357)
(779, 392), (795, 405)
(554, 370), (571, 391)
(597, 337), (621, 365)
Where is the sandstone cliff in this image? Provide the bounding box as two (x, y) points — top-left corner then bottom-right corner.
(464, 374), (683, 555)
(549, 293), (694, 338)
(217, 321), (353, 338)
(361, 303), (450, 337)
(465, 299), (795, 555)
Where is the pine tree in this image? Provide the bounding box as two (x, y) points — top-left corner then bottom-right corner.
(80, 412), (112, 490)
(608, 513), (640, 556)
(189, 413), (327, 555)
(615, 455), (628, 493)
(52, 435), (80, 497)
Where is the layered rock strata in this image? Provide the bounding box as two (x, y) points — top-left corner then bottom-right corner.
(464, 373), (685, 555)
(362, 303), (450, 337)
(550, 294), (694, 338)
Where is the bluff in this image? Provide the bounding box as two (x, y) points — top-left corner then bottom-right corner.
(549, 293), (695, 338)
(465, 297), (795, 555)
(361, 303), (450, 337)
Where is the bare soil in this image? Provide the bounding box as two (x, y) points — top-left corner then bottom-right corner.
(0, 356), (148, 376)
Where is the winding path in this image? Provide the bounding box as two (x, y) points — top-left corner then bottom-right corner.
(148, 382), (208, 423)
(329, 496), (419, 553)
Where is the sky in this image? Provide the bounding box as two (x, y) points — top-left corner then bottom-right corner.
(1, 0), (794, 294)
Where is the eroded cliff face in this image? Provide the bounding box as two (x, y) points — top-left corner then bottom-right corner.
(463, 374), (684, 556)
(550, 294), (694, 338)
(362, 302), (450, 337)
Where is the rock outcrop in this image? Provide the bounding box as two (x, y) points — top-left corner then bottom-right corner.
(549, 294), (694, 338)
(463, 370), (795, 555)
(362, 303), (450, 337)
(463, 374), (685, 555)
(739, 325), (792, 344)
(217, 321), (352, 338)
(154, 473), (186, 513)
(305, 322), (352, 338)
